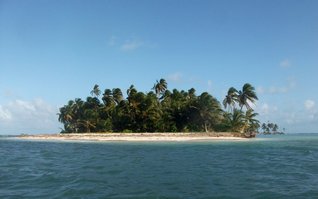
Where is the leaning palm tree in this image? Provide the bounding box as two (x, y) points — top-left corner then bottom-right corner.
(127, 84), (137, 97)
(152, 78), (167, 98)
(102, 89), (114, 107)
(58, 100), (76, 133)
(112, 88), (123, 105)
(58, 106), (73, 125)
(77, 119), (96, 133)
(223, 87), (238, 112)
(237, 83), (258, 110)
(90, 84), (101, 98)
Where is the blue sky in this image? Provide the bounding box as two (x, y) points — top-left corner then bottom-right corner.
(0, 0), (317, 134)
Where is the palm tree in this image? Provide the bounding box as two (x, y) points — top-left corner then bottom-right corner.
(223, 87), (238, 111)
(57, 79), (261, 134)
(225, 109), (245, 133)
(58, 101), (73, 123)
(58, 100), (78, 133)
(261, 123), (267, 133)
(243, 109), (260, 134)
(141, 92), (162, 132)
(58, 106), (73, 132)
(152, 78), (167, 99)
(127, 85), (137, 97)
(169, 89), (189, 131)
(112, 88), (123, 105)
(237, 83), (258, 110)
(90, 84), (101, 98)
(161, 90), (172, 101)
(85, 96), (101, 110)
(77, 119), (96, 133)
(196, 92), (222, 132)
(188, 88), (196, 100)
(102, 89), (114, 107)
(273, 124), (279, 133)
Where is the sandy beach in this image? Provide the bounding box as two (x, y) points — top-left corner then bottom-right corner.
(18, 132), (248, 142)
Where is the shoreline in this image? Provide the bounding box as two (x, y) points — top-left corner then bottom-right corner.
(18, 132), (249, 142)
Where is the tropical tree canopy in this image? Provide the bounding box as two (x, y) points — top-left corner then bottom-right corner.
(261, 122), (284, 134)
(58, 80), (261, 134)
(152, 78), (168, 99)
(238, 83), (258, 110)
(90, 84), (101, 98)
(223, 87), (238, 111)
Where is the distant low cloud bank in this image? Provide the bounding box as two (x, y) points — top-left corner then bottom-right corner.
(256, 99), (318, 133)
(0, 99), (61, 135)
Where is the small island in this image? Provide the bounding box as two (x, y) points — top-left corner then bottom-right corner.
(21, 79), (264, 141)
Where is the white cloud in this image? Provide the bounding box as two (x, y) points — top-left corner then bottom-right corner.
(0, 99), (60, 134)
(166, 72), (183, 82)
(280, 59), (291, 68)
(0, 105), (12, 120)
(256, 102), (278, 116)
(281, 106), (318, 133)
(304, 100), (317, 122)
(120, 40), (143, 51)
(259, 103), (269, 115)
(13, 100), (36, 112)
(258, 78), (296, 95)
(284, 112), (298, 125)
(256, 100), (318, 133)
(256, 86), (265, 94)
(304, 99), (315, 110)
(268, 86), (288, 94)
(108, 36), (147, 51)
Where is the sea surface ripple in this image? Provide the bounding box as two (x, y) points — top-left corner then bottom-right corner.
(1, 134), (318, 199)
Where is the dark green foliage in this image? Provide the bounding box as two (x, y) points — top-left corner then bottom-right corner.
(58, 80), (260, 133)
(222, 83), (260, 134)
(261, 122), (284, 134)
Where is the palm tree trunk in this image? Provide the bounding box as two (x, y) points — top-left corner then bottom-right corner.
(204, 122), (208, 133)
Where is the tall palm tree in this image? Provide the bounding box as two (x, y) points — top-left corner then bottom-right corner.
(196, 92), (222, 132)
(238, 83), (258, 110)
(58, 100), (76, 133)
(102, 89), (114, 107)
(223, 87), (238, 111)
(58, 106), (73, 125)
(141, 92), (162, 132)
(168, 89), (189, 131)
(152, 78), (167, 99)
(85, 96), (101, 110)
(90, 84), (101, 98)
(188, 88), (196, 100)
(112, 88), (123, 105)
(127, 85), (137, 97)
(58, 100), (74, 122)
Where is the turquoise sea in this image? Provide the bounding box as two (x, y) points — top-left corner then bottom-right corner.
(1, 134), (318, 199)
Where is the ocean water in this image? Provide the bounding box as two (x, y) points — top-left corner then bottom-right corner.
(1, 134), (318, 199)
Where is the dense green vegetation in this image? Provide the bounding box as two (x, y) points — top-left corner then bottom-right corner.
(58, 79), (260, 135)
(261, 122), (285, 135)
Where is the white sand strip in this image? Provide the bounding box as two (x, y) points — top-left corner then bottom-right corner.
(18, 133), (248, 142)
